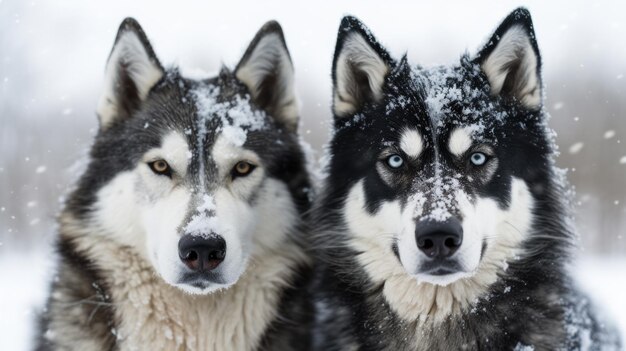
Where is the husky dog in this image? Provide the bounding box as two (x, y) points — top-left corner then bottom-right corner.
(313, 8), (622, 350)
(37, 18), (313, 350)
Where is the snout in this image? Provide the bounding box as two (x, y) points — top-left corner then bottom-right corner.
(415, 218), (463, 259)
(178, 234), (226, 272)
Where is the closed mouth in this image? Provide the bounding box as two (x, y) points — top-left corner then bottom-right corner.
(179, 271), (227, 287)
(418, 259), (463, 275)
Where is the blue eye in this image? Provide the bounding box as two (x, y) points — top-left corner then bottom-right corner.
(470, 152), (487, 166)
(387, 154), (404, 169)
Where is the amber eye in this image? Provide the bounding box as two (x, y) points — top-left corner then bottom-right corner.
(232, 161), (255, 178)
(148, 160), (172, 177)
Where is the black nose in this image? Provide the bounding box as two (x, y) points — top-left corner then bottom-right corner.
(178, 235), (226, 272)
(415, 219), (463, 259)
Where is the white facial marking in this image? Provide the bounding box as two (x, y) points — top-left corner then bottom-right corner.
(251, 178), (299, 252)
(143, 186), (192, 286)
(344, 175), (536, 321)
(157, 133), (266, 295)
(344, 180), (403, 279)
(448, 127), (473, 156)
(94, 171), (145, 251)
(143, 132), (191, 175)
(413, 178), (534, 287)
(176, 187), (253, 295)
(397, 194), (421, 275)
(211, 134), (263, 194)
(139, 132), (194, 287)
(400, 129), (423, 158)
(483, 177), (534, 256)
(93, 133), (192, 258)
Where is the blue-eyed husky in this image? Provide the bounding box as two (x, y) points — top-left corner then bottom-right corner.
(37, 18), (313, 350)
(313, 8), (622, 350)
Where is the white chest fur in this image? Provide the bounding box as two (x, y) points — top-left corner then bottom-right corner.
(74, 234), (304, 351)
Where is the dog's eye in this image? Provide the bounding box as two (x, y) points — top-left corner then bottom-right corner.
(386, 154), (404, 169)
(470, 152), (487, 166)
(232, 161), (256, 178)
(148, 160), (172, 177)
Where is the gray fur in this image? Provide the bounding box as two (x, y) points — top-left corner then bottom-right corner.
(37, 18), (313, 351)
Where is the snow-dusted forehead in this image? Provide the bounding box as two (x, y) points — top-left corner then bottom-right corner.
(375, 58), (513, 145)
(180, 80), (272, 189)
(418, 61), (510, 141)
(191, 83), (268, 147)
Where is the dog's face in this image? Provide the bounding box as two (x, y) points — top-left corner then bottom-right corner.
(69, 19), (308, 294)
(327, 10), (549, 288)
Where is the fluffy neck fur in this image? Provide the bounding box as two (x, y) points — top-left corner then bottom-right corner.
(58, 212), (307, 351)
(352, 234), (519, 324)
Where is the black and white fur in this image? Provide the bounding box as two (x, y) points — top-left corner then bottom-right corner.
(37, 18), (313, 350)
(313, 9), (622, 350)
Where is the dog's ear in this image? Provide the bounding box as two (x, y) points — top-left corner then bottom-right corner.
(332, 16), (393, 118)
(97, 18), (164, 129)
(235, 21), (298, 132)
(475, 8), (542, 110)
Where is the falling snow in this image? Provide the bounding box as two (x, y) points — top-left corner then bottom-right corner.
(1, 2), (626, 350)
(569, 142), (584, 154)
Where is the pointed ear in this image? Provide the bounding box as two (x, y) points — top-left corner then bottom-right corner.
(475, 8), (542, 110)
(235, 21), (298, 132)
(97, 18), (164, 129)
(332, 16), (393, 118)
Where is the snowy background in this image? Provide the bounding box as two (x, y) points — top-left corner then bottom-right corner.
(0, 0), (625, 349)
